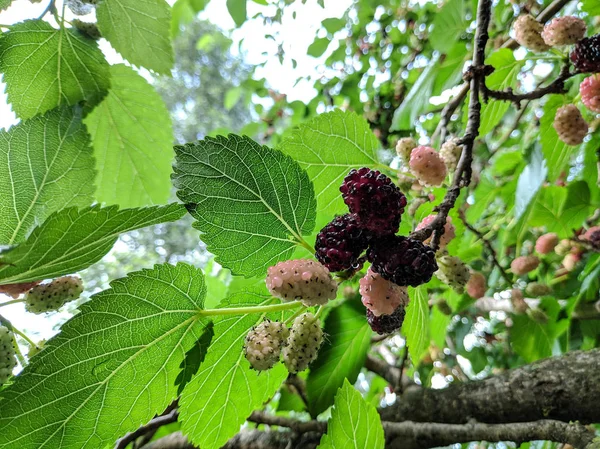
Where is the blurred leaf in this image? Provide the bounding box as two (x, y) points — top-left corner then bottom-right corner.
(391, 54), (440, 131)
(322, 18), (345, 34)
(227, 0), (247, 27)
(308, 37), (330, 57)
(0, 20), (110, 119)
(316, 380), (385, 449)
(307, 301), (372, 416)
(540, 95), (574, 182)
(430, 0), (467, 54)
(430, 305), (450, 349)
(0, 0), (12, 11)
(433, 42), (468, 94)
(582, 131), (600, 203)
(84, 64), (174, 207)
(173, 134), (316, 277)
(224, 86), (243, 110)
(278, 384), (306, 412)
(514, 145), (547, 221)
(581, 0), (600, 14)
(97, 0), (173, 74)
(404, 285), (430, 365)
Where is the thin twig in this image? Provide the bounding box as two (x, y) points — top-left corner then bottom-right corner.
(114, 410), (179, 449)
(248, 411), (326, 433)
(458, 209), (512, 284)
(394, 346), (409, 394)
(286, 374), (310, 410)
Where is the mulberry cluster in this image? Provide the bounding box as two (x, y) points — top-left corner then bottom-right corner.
(244, 320), (289, 371)
(282, 313), (324, 373)
(0, 326), (17, 386)
(25, 276), (83, 314)
(315, 214), (370, 272)
(266, 259), (337, 307)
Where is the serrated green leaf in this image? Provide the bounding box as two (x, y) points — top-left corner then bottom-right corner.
(0, 107), (95, 245)
(173, 134), (316, 277)
(391, 53), (440, 131)
(97, 0), (173, 74)
(541, 95), (575, 182)
(0, 203), (186, 284)
(0, 20), (110, 119)
(530, 182), (590, 237)
(307, 301), (372, 416)
(0, 0), (12, 12)
(224, 86), (243, 110)
(317, 379), (384, 449)
(277, 110), (379, 230)
(0, 263), (207, 449)
(226, 0), (247, 27)
(430, 0), (467, 54)
(404, 285), (430, 365)
(179, 293), (289, 449)
(84, 64), (174, 207)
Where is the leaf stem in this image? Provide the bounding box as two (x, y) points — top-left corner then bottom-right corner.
(284, 306), (307, 324)
(198, 300), (303, 317)
(314, 305), (324, 320)
(12, 326), (38, 349)
(0, 298), (25, 308)
(297, 238), (316, 255)
(11, 334), (27, 367)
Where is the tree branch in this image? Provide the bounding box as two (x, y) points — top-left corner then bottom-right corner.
(247, 411), (326, 433)
(410, 0), (493, 249)
(379, 349), (600, 425)
(384, 420), (598, 449)
(115, 409), (179, 449)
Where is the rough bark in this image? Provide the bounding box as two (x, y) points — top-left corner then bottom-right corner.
(379, 349), (600, 425)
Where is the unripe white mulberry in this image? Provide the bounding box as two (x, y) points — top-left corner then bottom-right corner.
(562, 252), (581, 271)
(266, 259), (337, 307)
(409, 146), (447, 187)
(541, 16), (586, 46)
(0, 326), (17, 386)
(282, 313), (323, 373)
(535, 233), (559, 254)
(466, 271), (486, 299)
(395, 137), (417, 165)
(25, 276), (83, 314)
(244, 320), (289, 371)
(435, 254), (471, 293)
(439, 139), (462, 172)
(553, 104), (588, 146)
(513, 15), (550, 53)
(359, 268), (409, 317)
(511, 255), (540, 276)
(581, 75), (600, 113)
(555, 239), (573, 256)
(525, 282), (552, 297)
(415, 215), (456, 248)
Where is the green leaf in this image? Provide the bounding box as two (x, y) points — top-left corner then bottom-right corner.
(317, 380), (385, 449)
(391, 53), (440, 131)
(0, 20), (110, 119)
(430, 0), (466, 54)
(175, 323), (214, 395)
(277, 110), (379, 230)
(0, 263), (207, 449)
(404, 285), (430, 365)
(0, 204), (186, 284)
(477, 49), (524, 135)
(0, 0), (12, 12)
(307, 301), (372, 416)
(226, 0), (247, 27)
(97, 0), (173, 74)
(582, 132), (600, 203)
(173, 134), (316, 277)
(511, 315), (555, 362)
(541, 95), (574, 182)
(224, 86), (243, 110)
(84, 64), (174, 207)
(514, 145), (547, 220)
(0, 107), (95, 245)
(581, 0), (600, 15)
(179, 293), (289, 449)
(308, 37), (330, 57)
(322, 18), (345, 34)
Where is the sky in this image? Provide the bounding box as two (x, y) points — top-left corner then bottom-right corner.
(0, 0), (351, 363)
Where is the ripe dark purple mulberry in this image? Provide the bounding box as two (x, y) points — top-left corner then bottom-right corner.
(571, 35), (600, 73)
(315, 214), (370, 272)
(366, 305), (406, 334)
(340, 168), (407, 236)
(367, 235), (438, 287)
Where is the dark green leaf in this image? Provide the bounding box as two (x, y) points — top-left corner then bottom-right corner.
(307, 301), (372, 416)
(226, 0), (247, 27)
(308, 37), (330, 57)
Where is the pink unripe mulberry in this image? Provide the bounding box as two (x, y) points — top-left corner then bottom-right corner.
(513, 15), (550, 53)
(542, 16), (587, 46)
(409, 146), (447, 187)
(553, 105), (588, 146)
(562, 252), (581, 271)
(415, 215), (456, 248)
(535, 233), (559, 254)
(583, 226), (600, 248)
(581, 75), (600, 113)
(359, 268), (409, 317)
(466, 272), (486, 299)
(511, 255), (540, 275)
(266, 259), (337, 306)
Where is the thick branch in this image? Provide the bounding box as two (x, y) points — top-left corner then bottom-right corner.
(379, 349), (600, 425)
(248, 411), (326, 433)
(385, 420), (597, 449)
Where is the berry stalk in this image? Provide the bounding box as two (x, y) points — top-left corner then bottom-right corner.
(197, 300), (303, 317)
